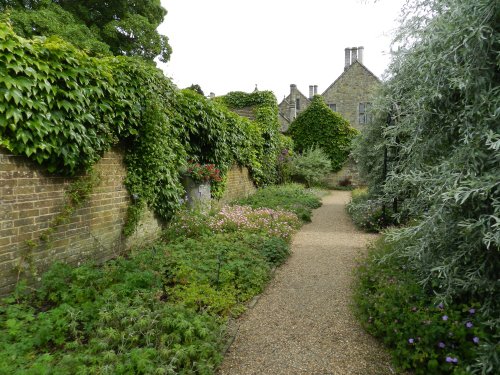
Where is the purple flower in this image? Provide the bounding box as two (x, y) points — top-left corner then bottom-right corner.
(442, 315), (448, 321)
(438, 302), (444, 309)
(473, 337), (480, 344)
(469, 308), (475, 314)
(446, 357), (458, 364)
(408, 338), (415, 344)
(438, 342), (446, 348)
(466, 321), (473, 328)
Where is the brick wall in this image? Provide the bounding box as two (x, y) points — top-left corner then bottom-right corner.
(219, 165), (256, 205)
(0, 147), (162, 295)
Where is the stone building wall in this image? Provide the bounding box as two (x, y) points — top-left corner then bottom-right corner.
(321, 61), (380, 130)
(0, 147), (162, 295)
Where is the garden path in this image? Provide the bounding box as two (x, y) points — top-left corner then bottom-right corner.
(217, 190), (395, 375)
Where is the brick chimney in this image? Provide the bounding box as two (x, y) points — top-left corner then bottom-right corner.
(313, 85), (318, 96)
(357, 46), (364, 64)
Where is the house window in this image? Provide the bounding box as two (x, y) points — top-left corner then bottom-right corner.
(359, 102), (372, 124)
(296, 98), (300, 110)
(328, 103), (337, 111)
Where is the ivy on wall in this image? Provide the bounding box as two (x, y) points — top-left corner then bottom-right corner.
(0, 21), (288, 234)
(288, 95), (359, 171)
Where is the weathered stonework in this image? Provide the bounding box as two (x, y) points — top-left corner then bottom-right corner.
(278, 48), (382, 131)
(0, 147), (162, 295)
(321, 61), (380, 130)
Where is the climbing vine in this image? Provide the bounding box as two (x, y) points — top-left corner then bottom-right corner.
(0, 21), (288, 235)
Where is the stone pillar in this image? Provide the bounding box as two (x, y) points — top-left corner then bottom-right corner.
(344, 47), (351, 70)
(351, 47), (358, 62)
(358, 46), (364, 64)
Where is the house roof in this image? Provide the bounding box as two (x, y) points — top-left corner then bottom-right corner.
(320, 60), (381, 96)
(278, 87), (311, 108)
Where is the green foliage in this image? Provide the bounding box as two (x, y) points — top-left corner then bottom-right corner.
(5, 1), (111, 56)
(290, 146), (332, 188)
(235, 183), (322, 222)
(0, 254), (224, 374)
(355, 238), (497, 374)
(220, 91), (284, 185)
(352, 1), (500, 372)
(0, 23), (285, 234)
(1, 0), (171, 61)
(161, 235), (270, 316)
(288, 95), (358, 171)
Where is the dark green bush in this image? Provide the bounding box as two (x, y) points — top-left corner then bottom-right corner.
(288, 95), (358, 171)
(355, 238), (495, 374)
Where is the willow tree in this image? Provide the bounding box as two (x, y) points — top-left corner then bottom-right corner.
(354, 0), (499, 369)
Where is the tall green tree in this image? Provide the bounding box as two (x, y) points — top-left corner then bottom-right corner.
(0, 0), (171, 61)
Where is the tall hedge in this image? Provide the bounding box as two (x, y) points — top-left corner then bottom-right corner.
(288, 95), (358, 171)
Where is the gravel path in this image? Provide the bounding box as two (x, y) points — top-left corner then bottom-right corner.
(217, 190), (395, 375)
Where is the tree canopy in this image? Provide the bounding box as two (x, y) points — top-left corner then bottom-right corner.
(0, 0), (171, 61)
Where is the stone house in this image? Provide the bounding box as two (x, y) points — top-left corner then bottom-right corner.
(278, 47), (381, 132)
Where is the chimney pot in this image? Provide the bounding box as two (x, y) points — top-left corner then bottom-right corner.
(344, 47), (351, 70)
(358, 46), (364, 64)
(351, 47), (358, 62)
(314, 85), (318, 96)
(309, 85), (314, 99)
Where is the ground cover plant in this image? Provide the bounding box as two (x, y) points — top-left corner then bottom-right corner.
(0, 184), (315, 373)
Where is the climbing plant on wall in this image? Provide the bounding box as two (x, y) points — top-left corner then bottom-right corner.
(288, 95), (358, 171)
(0, 21), (287, 234)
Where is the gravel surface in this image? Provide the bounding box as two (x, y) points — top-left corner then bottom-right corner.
(217, 191), (396, 375)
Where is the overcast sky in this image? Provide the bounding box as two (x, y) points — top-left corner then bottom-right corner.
(157, 0), (406, 101)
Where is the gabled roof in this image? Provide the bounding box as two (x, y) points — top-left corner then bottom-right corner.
(279, 87), (311, 108)
(320, 60), (381, 96)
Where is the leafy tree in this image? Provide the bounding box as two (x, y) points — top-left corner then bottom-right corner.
(288, 95), (358, 171)
(353, 0), (499, 371)
(0, 0), (171, 61)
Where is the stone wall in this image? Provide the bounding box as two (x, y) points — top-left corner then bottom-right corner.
(0, 147), (162, 295)
(321, 61), (380, 130)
